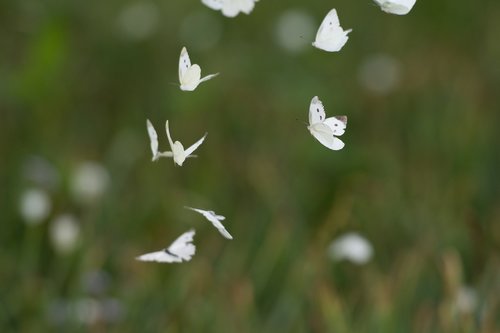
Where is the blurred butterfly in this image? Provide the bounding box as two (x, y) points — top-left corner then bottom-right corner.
(165, 120), (207, 166)
(373, 0), (416, 15)
(136, 229), (196, 263)
(307, 96), (347, 151)
(202, 0), (258, 18)
(146, 119), (198, 162)
(179, 47), (219, 91)
(312, 9), (352, 52)
(185, 206), (233, 239)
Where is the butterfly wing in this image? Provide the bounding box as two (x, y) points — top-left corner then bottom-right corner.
(313, 9), (351, 52)
(167, 229), (196, 261)
(323, 116), (347, 136)
(375, 0), (416, 15)
(206, 215), (233, 239)
(136, 250), (181, 263)
(165, 120), (175, 151)
(221, 0), (255, 17)
(202, 0), (224, 11)
(199, 72), (220, 84)
(179, 47), (192, 84)
(309, 122), (345, 150)
(180, 65), (202, 91)
(184, 132), (207, 157)
(146, 119), (159, 161)
(309, 96), (327, 125)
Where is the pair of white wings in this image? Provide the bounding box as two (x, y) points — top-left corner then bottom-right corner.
(308, 96), (347, 151)
(179, 47), (219, 91)
(373, 0), (416, 15)
(185, 206), (233, 240)
(136, 229), (196, 263)
(202, 0), (258, 18)
(146, 119), (206, 164)
(313, 9), (352, 52)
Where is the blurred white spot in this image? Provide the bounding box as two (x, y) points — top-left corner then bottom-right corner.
(19, 188), (51, 225)
(71, 162), (109, 204)
(82, 270), (111, 296)
(74, 298), (101, 325)
(179, 11), (222, 51)
(50, 214), (80, 254)
(455, 286), (478, 314)
(101, 298), (124, 323)
(116, 2), (159, 40)
(275, 9), (315, 53)
(358, 54), (401, 95)
(328, 232), (373, 265)
(22, 156), (59, 190)
(47, 299), (69, 326)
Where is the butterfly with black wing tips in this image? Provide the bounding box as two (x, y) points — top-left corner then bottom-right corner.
(312, 9), (352, 52)
(373, 0), (416, 15)
(308, 96), (347, 151)
(179, 47), (219, 91)
(146, 119), (199, 162)
(185, 206), (233, 240)
(136, 229), (196, 263)
(202, 0), (258, 18)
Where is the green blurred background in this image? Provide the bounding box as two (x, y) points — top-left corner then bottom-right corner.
(1, 0), (499, 332)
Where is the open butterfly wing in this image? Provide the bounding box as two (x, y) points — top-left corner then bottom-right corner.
(168, 229), (196, 261)
(323, 116), (347, 136)
(184, 132), (207, 157)
(136, 250), (181, 263)
(315, 9), (341, 42)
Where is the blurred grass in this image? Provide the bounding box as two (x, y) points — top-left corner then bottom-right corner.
(1, 0), (499, 332)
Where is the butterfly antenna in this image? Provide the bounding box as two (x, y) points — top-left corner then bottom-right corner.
(295, 118), (309, 127)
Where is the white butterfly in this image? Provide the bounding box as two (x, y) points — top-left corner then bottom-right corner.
(179, 47), (218, 91)
(185, 206), (233, 240)
(373, 0), (416, 15)
(146, 119), (198, 162)
(165, 120), (207, 166)
(308, 96), (347, 151)
(136, 229), (196, 263)
(202, 0), (258, 18)
(312, 9), (352, 52)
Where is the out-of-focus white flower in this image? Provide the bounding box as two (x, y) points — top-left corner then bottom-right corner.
(275, 9), (315, 53)
(50, 214), (80, 254)
(71, 162), (109, 204)
(179, 11), (222, 51)
(357, 54), (401, 95)
(82, 270), (111, 296)
(116, 2), (159, 40)
(328, 232), (373, 265)
(74, 298), (101, 325)
(101, 298), (124, 323)
(22, 155), (59, 190)
(455, 286), (478, 314)
(19, 188), (51, 225)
